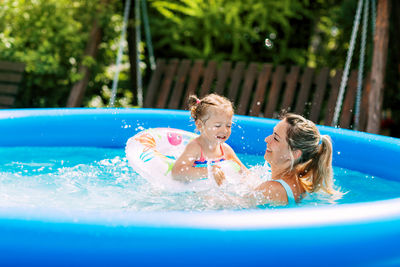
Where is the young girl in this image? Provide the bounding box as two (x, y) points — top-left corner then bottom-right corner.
(171, 94), (247, 186)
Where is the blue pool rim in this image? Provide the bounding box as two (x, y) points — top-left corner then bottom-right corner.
(0, 108), (400, 266)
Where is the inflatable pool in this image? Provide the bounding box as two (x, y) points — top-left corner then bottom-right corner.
(0, 108), (399, 266)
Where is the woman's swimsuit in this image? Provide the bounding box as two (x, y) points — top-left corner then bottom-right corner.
(192, 144), (226, 168)
(274, 179), (296, 205)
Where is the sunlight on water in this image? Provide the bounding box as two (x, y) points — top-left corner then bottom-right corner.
(0, 147), (400, 212)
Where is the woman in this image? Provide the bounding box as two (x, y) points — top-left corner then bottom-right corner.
(256, 113), (339, 206)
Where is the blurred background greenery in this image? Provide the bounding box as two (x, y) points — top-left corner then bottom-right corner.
(0, 0), (398, 136)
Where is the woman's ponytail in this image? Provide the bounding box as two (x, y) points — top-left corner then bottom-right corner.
(282, 113), (341, 196)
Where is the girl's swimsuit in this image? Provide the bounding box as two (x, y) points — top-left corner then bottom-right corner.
(192, 144), (226, 168)
(274, 179), (296, 205)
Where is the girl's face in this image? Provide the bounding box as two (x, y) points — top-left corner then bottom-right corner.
(197, 107), (233, 145)
(264, 119), (292, 168)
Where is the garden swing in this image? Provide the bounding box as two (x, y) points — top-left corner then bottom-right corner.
(109, 0), (155, 108)
(114, 0), (387, 133)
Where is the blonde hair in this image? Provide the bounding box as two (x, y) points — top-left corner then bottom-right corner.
(281, 113), (339, 195)
(188, 94), (234, 122)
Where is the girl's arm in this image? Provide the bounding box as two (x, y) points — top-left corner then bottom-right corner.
(223, 143), (248, 172)
(171, 141), (210, 182)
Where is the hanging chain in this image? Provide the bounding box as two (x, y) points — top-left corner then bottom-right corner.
(354, 0), (369, 130)
(135, 0), (143, 107)
(141, 0), (156, 71)
(371, 0), (377, 36)
(332, 0), (364, 127)
(110, 0), (131, 107)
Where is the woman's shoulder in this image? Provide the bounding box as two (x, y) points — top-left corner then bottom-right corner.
(259, 180), (288, 191)
(256, 180), (289, 203)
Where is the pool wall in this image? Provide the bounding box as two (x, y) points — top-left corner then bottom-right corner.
(0, 108), (400, 266)
(1, 108), (399, 181)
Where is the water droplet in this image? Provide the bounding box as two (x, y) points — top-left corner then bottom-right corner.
(331, 27), (338, 37)
(265, 38), (273, 48)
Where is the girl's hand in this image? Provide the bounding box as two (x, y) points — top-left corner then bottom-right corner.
(212, 165), (225, 186)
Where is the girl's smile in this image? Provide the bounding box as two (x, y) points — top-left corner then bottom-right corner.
(197, 107), (233, 145)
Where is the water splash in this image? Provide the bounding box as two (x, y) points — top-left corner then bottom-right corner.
(1, 147), (399, 211)
(265, 38), (273, 49)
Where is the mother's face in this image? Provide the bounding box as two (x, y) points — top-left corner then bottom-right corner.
(264, 119), (292, 167)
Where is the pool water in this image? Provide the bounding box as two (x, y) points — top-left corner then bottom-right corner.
(1, 147), (400, 212)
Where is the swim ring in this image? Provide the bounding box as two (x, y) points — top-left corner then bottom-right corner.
(125, 128), (241, 190)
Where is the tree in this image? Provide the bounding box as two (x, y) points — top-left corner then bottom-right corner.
(0, 0), (119, 107)
(67, 0), (109, 107)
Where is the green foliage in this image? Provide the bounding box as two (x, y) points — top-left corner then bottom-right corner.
(0, 0), (365, 108)
(149, 0), (313, 65)
(0, 0), (398, 134)
(308, 0), (374, 70)
(0, 0), (120, 107)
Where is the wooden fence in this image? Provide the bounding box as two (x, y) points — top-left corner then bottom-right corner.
(144, 58), (369, 130)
